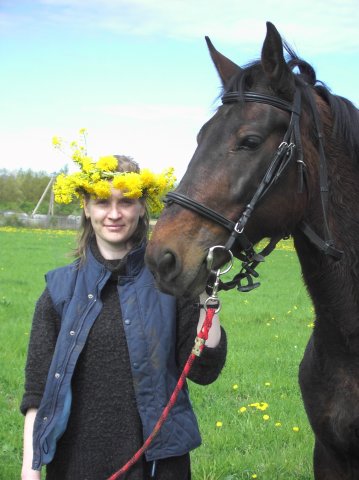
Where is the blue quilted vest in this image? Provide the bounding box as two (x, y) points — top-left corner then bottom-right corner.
(32, 243), (201, 470)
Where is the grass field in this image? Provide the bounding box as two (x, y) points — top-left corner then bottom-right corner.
(0, 227), (314, 479)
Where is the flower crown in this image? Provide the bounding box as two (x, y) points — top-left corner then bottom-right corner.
(52, 130), (176, 215)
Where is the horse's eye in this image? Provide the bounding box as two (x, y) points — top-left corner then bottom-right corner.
(236, 136), (262, 151)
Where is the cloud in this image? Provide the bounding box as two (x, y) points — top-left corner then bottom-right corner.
(3, 0), (359, 53)
(97, 103), (209, 122)
(0, 102), (211, 179)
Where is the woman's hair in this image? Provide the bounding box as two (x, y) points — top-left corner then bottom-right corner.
(74, 155), (150, 261)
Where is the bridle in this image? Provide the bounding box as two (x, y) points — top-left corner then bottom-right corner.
(164, 88), (343, 292)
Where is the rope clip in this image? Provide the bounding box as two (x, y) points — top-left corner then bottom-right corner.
(205, 246), (234, 313)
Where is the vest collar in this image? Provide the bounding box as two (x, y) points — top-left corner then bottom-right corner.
(86, 241), (146, 278)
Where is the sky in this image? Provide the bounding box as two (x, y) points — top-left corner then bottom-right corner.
(1, 0), (358, 181)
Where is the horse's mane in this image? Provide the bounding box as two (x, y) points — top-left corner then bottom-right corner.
(224, 43), (359, 159)
(284, 43), (359, 156)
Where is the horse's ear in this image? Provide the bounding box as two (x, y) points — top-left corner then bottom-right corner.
(261, 22), (295, 96)
(205, 36), (241, 86)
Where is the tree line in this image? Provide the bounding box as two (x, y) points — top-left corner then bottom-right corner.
(0, 169), (80, 216)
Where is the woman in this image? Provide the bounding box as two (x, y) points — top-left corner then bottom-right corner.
(21, 155), (227, 480)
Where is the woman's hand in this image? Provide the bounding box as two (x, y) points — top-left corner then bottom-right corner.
(21, 471), (41, 480)
(21, 409), (41, 480)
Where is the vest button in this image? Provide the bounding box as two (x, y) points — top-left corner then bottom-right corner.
(55, 373), (60, 379)
(88, 294), (94, 299)
(124, 319), (131, 325)
(69, 330), (75, 336)
(133, 362), (139, 369)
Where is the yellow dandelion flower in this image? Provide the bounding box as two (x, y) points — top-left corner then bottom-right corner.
(96, 155), (118, 172)
(232, 384), (239, 390)
(120, 172), (143, 198)
(248, 402), (268, 411)
(140, 168), (156, 189)
(112, 175), (127, 191)
(275, 422), (282, 427)
(93, 180), (111, 199)
(216, 421), (223, 428)
(263, 414), (270, 421)
(265, 382), (271, 387)
(292, 426), (300, 432)
(252, 475), (258, 479)
(239, 407), (247, 413)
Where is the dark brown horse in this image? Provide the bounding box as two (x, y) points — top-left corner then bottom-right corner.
(146, 22), (359, 479)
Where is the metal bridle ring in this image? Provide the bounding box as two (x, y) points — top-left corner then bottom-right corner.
(206, 245), (234, 273)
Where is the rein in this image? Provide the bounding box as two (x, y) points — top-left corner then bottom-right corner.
(165, 87), (342, 293)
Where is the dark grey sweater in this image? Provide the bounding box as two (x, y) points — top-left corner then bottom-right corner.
(21, 244), (227, 480)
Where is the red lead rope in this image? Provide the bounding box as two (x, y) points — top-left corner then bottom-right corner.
(107, 307), (216, 480)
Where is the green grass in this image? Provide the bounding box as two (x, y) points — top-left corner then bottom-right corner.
(190, 247), (314, 479)
(0, 228), (314, 479)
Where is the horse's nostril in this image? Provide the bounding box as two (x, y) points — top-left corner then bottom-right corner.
(158, 250), (181, 282)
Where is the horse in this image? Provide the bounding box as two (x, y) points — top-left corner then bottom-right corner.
(145, 21), (359, 479)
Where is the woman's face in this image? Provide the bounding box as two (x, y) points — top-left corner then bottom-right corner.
(84, 188), (145, 259)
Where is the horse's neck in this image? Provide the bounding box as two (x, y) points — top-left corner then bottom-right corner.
(294, 164), (359, 344)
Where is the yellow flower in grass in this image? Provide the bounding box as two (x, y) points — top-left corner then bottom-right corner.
(249, 402), (269, 411)
(239, 406), (247, 413)
(275, 422), (282, 427)
(232, 384), (239, 391)
(216, 421), (223, 428)
(292, 426), (300, 432)
(263, 414), (270, 421)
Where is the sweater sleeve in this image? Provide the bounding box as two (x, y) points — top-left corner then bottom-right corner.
(20, 288), (60, 415)
(176, 297), (227, 385)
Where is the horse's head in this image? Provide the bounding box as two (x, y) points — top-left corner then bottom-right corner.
(146, 22), (317, 297)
